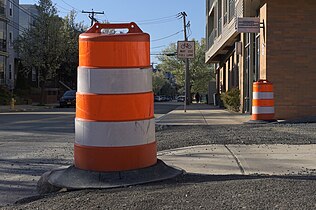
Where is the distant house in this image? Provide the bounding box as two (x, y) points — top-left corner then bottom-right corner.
(205, 0), (316, 120)
(0, 0), (19, 90)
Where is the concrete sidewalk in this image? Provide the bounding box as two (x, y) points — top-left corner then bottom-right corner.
(156, 104), (315, 176)
(158, 144), (316, 176)
(156, 104), (251, 125)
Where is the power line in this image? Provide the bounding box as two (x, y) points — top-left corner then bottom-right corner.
(151, 30), (183, 42)
(138, 18), (180, 26)
(110, 13), (181, 25)
(7, 20), (26, 34)
(137, 14), (180, 23)
(60, 0), (80, 12)
(150, 52), (177, 56)
(55, 3), (72, 12)
(151, 45), (166, 49)
(8, 0), (39, 21)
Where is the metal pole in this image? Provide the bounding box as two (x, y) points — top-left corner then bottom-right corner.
(181, 12), (190, 112)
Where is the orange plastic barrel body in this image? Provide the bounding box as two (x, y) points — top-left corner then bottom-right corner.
(75, 22), (156, 172)
(251, 80), (275, 121)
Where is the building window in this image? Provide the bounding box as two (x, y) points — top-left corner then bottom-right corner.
(223, 0), (229, 25)
(0, 55), (4, 84)
(0, 20), (7, 52)
(218, 0), (222, 35)
(9, 31), (12, 47)
(0, 0), (5, 16)
(207, 11), (215, 49)
(229, 0), (235, 22)
(9, 2), (12, 16)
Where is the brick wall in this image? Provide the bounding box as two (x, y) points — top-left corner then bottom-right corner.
(262, 0), (316, 119)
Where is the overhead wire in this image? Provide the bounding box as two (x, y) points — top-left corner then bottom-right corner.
(138, 18), (180, 26)
(54, 3), (72, 12)
(110, 13), (181, 25)
(150, 45), (166, 49)
(137, 14), (180, 23)
(151, 30), (183, 42)
(8, 0), (39, 21)
(60, 0), (80, 12)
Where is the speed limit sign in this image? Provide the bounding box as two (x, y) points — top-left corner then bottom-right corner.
(177, 41), (195, 58)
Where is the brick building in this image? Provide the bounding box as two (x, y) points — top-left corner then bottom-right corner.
(205, 0), (316, 120)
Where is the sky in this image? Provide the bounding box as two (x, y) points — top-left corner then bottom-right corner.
(19, 0), (206, 64)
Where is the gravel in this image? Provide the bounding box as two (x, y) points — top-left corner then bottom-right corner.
(1, 123), (316, 209)
(156, 123), (316, 151)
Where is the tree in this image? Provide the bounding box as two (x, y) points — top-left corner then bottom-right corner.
(16, 0), (63, 104)
(57, 10), (84, 89)
(152, 70), (167, 95)
(157, 39), (214, 96)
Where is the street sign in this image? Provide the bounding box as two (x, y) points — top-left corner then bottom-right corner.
(236, 17), (260, 33)
(177, 41), (195, 59)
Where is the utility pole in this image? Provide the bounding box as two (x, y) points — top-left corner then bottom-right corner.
(180, 11), (191, 107)
(82, 9), (104, 26)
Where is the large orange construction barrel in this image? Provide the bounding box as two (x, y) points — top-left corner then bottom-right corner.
(75, 22), (156, 172)
(251, 80), (275, 122)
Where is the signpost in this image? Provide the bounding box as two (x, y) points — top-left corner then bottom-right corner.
(236, 17), (260, 33)
(177, 41), (195, 112)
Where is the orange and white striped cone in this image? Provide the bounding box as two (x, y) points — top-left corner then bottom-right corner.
(37, 23), (181, 193)
(75, 22), (156, 172)
(248, 80), (277, 123)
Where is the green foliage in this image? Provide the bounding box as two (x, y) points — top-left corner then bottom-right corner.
(220, 88), (240, 112)
(152, 71), (167, 95)
(15, 0), (84, 104)
(57, 11), (84, 89)
(156, 39), (214, 95)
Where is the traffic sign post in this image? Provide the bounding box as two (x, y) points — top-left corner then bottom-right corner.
(177, 41), (195, 59)
(177, 41), (195, 112)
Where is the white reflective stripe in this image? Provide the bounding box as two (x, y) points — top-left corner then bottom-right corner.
(252, 106), (275, 114)
(253, 92), (274, 100)
(75, 118), (155, 147)
(78, 67), (152, 94)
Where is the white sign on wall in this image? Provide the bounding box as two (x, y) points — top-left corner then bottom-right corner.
(177, 41), (195, 59)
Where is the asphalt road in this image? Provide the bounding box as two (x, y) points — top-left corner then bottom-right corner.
(1, 103), (315, 209)
(0, 102), (180, 207)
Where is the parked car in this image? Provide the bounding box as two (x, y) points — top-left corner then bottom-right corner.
(59, 90), (76, 108)
(176, 95), (185, 102)
(154, 96), (163, 102)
